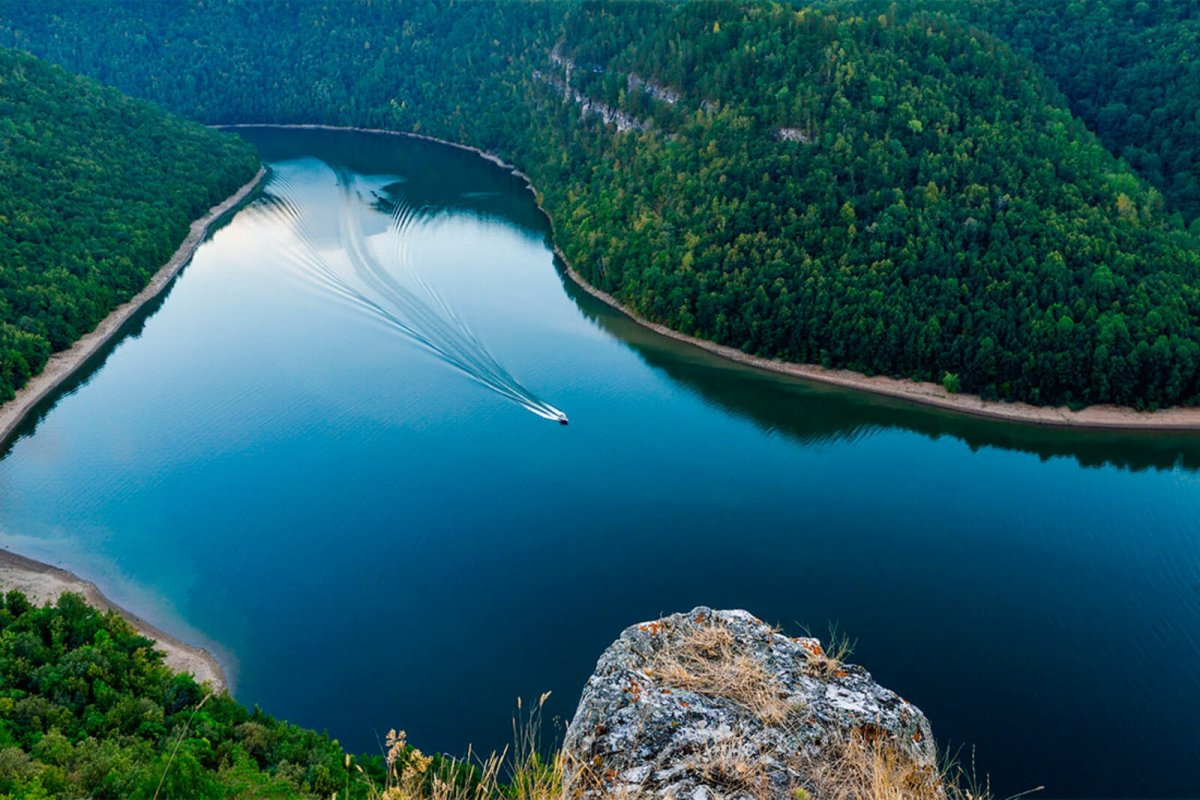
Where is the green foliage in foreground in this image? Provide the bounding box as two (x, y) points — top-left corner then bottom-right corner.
(4, 1), (1200, 409)
(0, 590), (371, 798)
(0, 47), (259, 404)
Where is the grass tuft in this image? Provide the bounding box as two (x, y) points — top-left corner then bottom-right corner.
(343, 620), (1021, 800)
(353, 694), (562, 800)
(799, 729), (943, 800)
(799, 623), (857, 679)
(646, 618), (795, 725)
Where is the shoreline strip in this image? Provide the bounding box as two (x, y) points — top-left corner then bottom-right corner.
(0, 547), (227, 692)
(0, 167), (267, 449)
(558, 264), (1200, 431)
(222, 123), (1200, 431)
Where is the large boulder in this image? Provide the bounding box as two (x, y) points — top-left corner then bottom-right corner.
(562, 608), (941, 799)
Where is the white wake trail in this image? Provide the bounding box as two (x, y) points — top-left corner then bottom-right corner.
(255, 164), (566, 423)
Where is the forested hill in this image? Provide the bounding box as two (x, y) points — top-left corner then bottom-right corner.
(910, 0), (1200, 228)
(5, 1), (1200, 410)
(0, 47), (259, 403)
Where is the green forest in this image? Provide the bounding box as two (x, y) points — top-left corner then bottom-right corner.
(0, 591), (360, 797)
(0, 46), (259, 404)
(2, 2), (1200, 796)
(914, 0), (1200, 226)
(0, 591), (559, 799)
(1, 0), (1199, 409)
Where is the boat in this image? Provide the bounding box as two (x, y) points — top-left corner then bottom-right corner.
(556, 411), (569, 425)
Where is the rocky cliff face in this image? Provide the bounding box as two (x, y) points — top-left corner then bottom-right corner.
(563, 608), (942, 800)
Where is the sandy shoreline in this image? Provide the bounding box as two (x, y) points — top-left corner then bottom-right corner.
(0, 547), (227, 691)
(0, 167), (267, 449)
(224, 122), (1200, 431)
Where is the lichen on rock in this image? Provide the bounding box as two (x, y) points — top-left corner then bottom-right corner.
(562, 608), (941, 799)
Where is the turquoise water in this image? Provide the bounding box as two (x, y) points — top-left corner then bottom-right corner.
(1, 128), (1198, 797)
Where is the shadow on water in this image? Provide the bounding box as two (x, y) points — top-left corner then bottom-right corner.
(239, 141), (566, 421)
(0, 126), (559, 461)
(555, 263), (1200, 474)
(0, 191), (261, 459)
(238, 131), (1200, 475)
(0, 288), (171, 460)
(4, 126), (1196, 798)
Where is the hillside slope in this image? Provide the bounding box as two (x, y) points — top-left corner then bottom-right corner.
(4, 1), (1200, 409)
(895, 0), (1200, 226)
(0, 47), (259, 403)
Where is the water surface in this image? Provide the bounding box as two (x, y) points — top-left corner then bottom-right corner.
(1, 129), (1198, 798)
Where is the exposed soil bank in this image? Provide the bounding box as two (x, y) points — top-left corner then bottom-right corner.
(561, 264), (1200, 431)
(0, 167), (267, 448)
(223, 123), (1200, 431)
(0, 548), (227, 691)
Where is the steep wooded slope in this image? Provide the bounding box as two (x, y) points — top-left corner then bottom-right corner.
(0, 47), (259, 402)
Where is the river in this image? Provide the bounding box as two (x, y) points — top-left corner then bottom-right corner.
(1, 128), (1197, 798)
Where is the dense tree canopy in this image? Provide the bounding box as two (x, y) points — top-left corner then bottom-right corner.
(541, 2), (1200, 408)
(0, 591), (529, 799)
(0, 47), (259, 403)
(0, 591), (365, 798)
(904, 0), (1200, 226)
(3, 0), (1200, 409)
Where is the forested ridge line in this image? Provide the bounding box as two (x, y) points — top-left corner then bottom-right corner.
(4, 0), (1200, 410)
(0, 47), (259, 404)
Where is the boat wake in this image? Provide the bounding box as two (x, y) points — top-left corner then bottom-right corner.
(246, 162), (567, 423)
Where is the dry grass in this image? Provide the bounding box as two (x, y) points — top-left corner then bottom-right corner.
(796, 732), (1038, 800)
(941, 750), (1042, 800)
(799, 730), (943, 800)
(565, 729), (1019, 800)
(693, 732), (773, 800)
(646, 619), (795, 725)
(353, 693), (563, 800)
(339, 620), (1021, 800)
(153, 693), (212, 800)
(509, 693), (564, 800)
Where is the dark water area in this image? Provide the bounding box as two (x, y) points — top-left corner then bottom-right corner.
(0, 128), (1197, 798)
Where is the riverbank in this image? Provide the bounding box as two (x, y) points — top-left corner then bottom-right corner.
(0, 548), (226, 691)
(0, 167), (267, 449)
(0, 170), (263, 689)
(221, 123), (1200, 431)
(560, 264), (1200, 431)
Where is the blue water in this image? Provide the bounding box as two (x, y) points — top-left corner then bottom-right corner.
(1, 129), (1197, 798)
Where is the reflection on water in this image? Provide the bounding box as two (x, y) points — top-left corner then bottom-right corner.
(0, 128), (1197, 798)
(243, 161), (565, 421)
(560, 275), (1200, 473)
(242, 128), (552, 238)
(11, 124), (1200, 471)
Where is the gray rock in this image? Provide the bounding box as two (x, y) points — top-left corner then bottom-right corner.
(562, 608), (940, 799)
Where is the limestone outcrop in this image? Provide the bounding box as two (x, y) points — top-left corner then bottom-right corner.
(563, 608), (941, 799)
